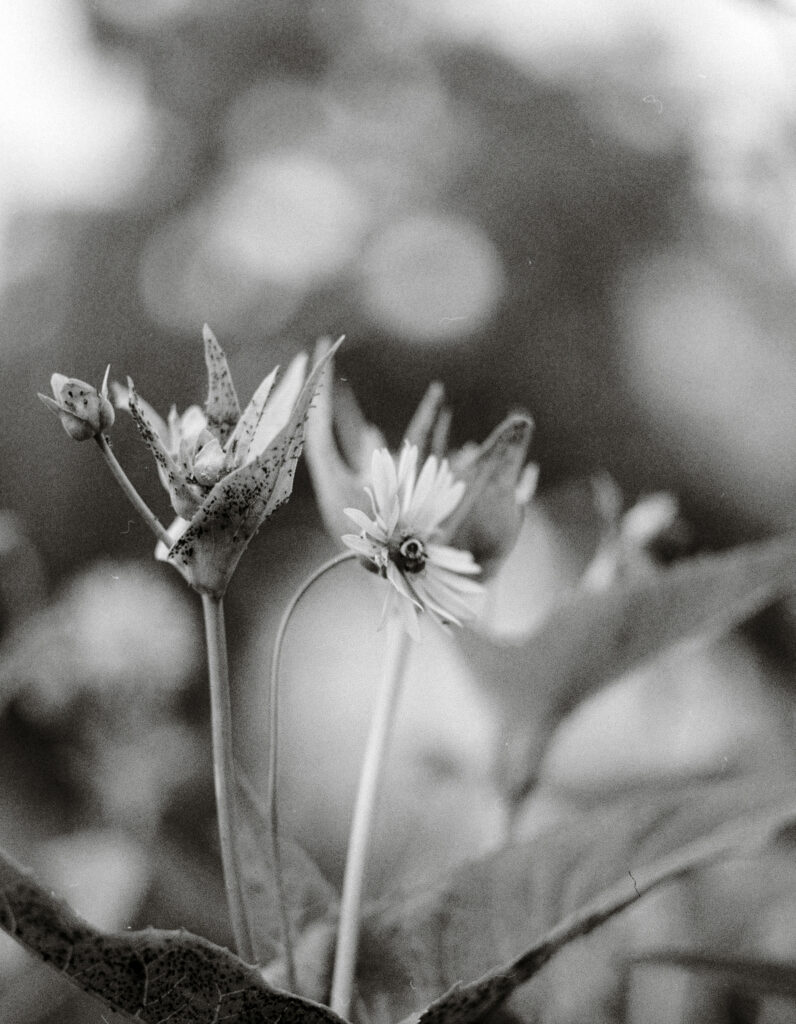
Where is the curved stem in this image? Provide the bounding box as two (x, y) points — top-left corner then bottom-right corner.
(202, 593), (254, 964)
(94, 433), (172, 548)
(268, 551), (356, 993)
(330, 616), (411, 1017)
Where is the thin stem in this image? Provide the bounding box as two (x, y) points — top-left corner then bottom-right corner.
(330, 615), (411, 1017)
(268, 551), (356, 994)
(94, 433), (172, 548)
(202, 592), (255, 964)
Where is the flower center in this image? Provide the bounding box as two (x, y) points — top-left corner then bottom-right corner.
(395, 536), (426, 574)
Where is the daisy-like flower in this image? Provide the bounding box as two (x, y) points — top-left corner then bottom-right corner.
(342, 444), (485, 641)
(306, 340), (537, 579)
(117, 325), (342, 597)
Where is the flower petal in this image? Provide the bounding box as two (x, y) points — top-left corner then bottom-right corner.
(248, 351), (309, 459)
(224, 366), (279, 469)
(424, 562), (485, 595)
(418, 566), (483, 623)
(386, 561), (423, 610)
(402, 380), (445, 458)
(175, 406), (208, 451)
(111, 382), (170, 443)
(444, 413), (534, 577)
(341, 533), (381, 560)
(203, 324), (241, 444)
(127, 380), (203, 519)
(332, 373), (387, 473)
(343, 507), (385, 538)
(396, 443), (418, 516)
(413, 581), (464, 628)
(304, 339), (373, 541)
(370, 448), (398, 521)
(426, 542), (482, 575)
(408, 459), (465, 536)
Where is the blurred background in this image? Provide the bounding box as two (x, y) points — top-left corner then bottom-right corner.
(2, 0), (796, 1020)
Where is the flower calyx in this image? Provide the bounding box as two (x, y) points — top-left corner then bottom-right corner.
(39, 367), (115, 442)
(118, 325), (343, 597)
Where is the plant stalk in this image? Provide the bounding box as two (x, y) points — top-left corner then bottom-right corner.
(268, 551), (356, 993)
(94, 433), (172, 548)
(202, 592), (254, 964)
(330, 616), (411, 1017)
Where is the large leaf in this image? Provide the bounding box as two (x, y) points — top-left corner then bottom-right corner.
(350, 773), (796, 1024)
(460, 532), (796, 795)
(0, 846), (346, 1024)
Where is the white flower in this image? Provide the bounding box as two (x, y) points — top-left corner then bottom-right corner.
(118, 325), (342, 596)
(305, 339), (536, 579)
(342, 445), (484, 640)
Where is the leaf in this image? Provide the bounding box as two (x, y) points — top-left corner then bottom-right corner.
(632, 951), (796, 1000)
(0, 846), (347, 1024)
(236, 774), (337, 967)
(348, 773), (796, 1024)
(460, 531), (796, 795)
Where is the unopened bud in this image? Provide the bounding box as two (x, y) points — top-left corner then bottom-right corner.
(39, 367), (115, 441)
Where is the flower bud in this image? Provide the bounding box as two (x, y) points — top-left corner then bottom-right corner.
(39, 367), (115, 441)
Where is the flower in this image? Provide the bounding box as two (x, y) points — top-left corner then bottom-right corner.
(39, 367), (115, 441)
(117, 325), (342, 597)
(342, 444), (485, 640)
(305, 340), (536, 579)
(581, 474), (690, 590)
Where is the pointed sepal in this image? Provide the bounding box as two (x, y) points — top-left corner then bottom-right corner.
(203, 324), (241, 445)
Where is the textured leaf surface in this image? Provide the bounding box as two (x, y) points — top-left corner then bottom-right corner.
(352, 774), (796, 1024)
(460, 532), (796, 792)
(0, 847), (346, 1024)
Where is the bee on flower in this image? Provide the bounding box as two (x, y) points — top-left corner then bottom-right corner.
(305, 339), (537, 582)
(342, 444), (485, 641)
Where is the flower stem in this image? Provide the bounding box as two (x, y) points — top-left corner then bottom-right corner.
(94, 433), (172, 548)
(268, 552), (356, 993)
(330, 616), (411, 1017)
(201, 592), (254, 964)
